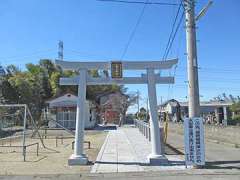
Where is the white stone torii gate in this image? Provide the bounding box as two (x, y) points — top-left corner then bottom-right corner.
(56, 59), (178, 165)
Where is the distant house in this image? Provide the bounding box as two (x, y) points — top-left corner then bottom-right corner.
(46, 93), (97, 129)
(97, 92), (128, 124)
(159, 99), (233, 124)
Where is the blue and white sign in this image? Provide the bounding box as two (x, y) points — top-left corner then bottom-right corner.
(184, 117), (205, 166)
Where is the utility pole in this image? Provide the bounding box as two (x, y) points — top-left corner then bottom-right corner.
(58, 40), (64, 60)
(137, 90), (140, 118)
(146, 97), (149, 120)
(184, 0), (200, 118)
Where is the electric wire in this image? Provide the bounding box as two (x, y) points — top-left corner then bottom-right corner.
(162, 0), (183, 61)
(97, 0), (179, 6)
(163, 11), (184, 61)
(165, 0), (184, 101)
(120, 0), (149, 60)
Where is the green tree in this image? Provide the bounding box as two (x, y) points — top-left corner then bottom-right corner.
(5, 65), (20, 76)
(49, 71), (61, 96)
(230, 102), (240, 113)
(230, 102), (240, 122)
(1, 59), (128, 124)
(39, 59), (58, 77)
(136, 107), (147, 120)
(1, 78), (18, 103)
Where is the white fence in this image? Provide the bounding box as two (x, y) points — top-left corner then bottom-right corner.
(134, 119), (165, 154)
(134, 119), (151, 141)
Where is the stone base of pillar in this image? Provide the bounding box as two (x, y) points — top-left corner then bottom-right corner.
(148, 154), (168, 165)
(68, 154), (88, 166)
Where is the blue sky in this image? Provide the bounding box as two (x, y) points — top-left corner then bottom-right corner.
(0, 0), (239, 112)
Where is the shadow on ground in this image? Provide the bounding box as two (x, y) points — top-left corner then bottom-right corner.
(94, 125), (117, 131)
(95, 160), (185, 166)
(205, 160), (240, 170)
(165, 143), (184, 155)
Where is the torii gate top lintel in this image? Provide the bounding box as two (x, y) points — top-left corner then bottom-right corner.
(56, 59), (178, 85)
(55, 59), (178, 71)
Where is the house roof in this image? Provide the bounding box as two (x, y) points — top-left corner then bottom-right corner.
(46, 93), (79, 108)
(96, 91), (128, 100)
(179, 101), (233, 107)
(160, 99), (180, 107)
(160, 100), (233, 108)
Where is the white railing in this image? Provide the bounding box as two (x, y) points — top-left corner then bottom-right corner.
(134, 119), (165, 146)
(134, 119), (151, 141)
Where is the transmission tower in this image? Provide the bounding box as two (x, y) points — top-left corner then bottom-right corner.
(58, 40), (64, 60)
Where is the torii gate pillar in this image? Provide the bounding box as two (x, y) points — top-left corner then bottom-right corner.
(68, 69), (88, 165)
(147, 69), (167, 164)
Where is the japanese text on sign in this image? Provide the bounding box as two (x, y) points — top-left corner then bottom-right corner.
(111, 61), (122, 79)
(184, 117), (205, 166)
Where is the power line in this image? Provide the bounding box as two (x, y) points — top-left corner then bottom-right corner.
(176, 22), (184, 57)
(162, 0), (183, 61)
(176, 66), (240, 73)
(164, 0), (183, 101)
(167, 64), (178, 100)
(120, 0), (149, 60)
(176, 73), (240, 80)
(163, 11), (184, 60)
(173, 85), (240, 92)
(97, 0), (179, 6)
(98, 0), (184, 61)
(174, 83), (240, 88)
(176, 77), (240, 83)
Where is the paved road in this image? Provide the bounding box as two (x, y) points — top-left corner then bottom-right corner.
(167, 128), (240, 170)
(0, 170), (240, 180)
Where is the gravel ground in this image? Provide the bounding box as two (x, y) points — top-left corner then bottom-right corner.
(0, 130), (107, 175)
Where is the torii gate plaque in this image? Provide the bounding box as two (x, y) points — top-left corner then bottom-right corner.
(56, 59), (178, 165)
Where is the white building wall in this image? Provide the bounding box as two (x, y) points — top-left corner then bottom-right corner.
(47, 101), (96, 129)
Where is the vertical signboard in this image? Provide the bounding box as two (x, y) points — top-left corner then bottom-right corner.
(184, 118), (194, 164)
(111, 61), (122, 79)
(184, 117), (205, 166)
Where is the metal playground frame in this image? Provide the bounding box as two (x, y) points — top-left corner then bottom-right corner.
(0, 104), (45, 161)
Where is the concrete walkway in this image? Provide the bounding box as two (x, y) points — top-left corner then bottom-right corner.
(91, 126), (187, 173)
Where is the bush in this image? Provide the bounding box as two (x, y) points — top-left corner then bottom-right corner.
(228, 115), (240, 125)
(230, 102), (240, 112)
(233, 115), (240, 121)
